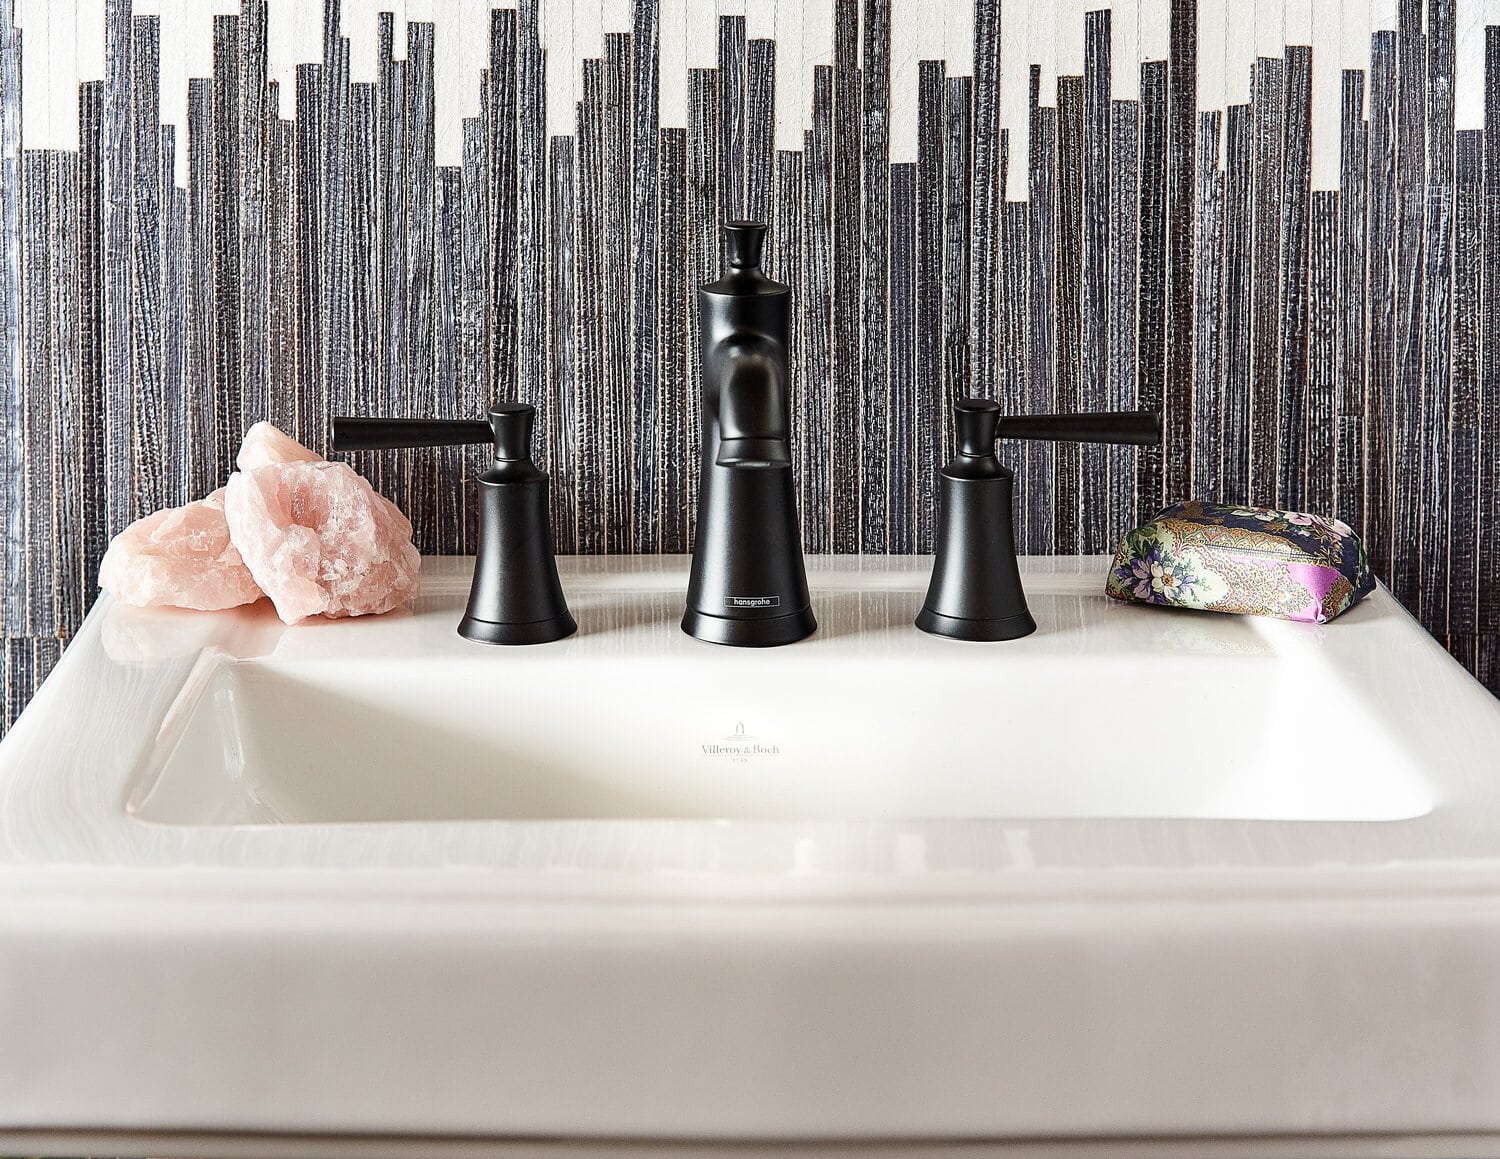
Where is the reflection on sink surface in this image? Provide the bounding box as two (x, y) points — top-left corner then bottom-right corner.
(131, 583), (1432, 826)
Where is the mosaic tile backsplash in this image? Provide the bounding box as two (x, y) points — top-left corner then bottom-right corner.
(1, 0), (1497, 729)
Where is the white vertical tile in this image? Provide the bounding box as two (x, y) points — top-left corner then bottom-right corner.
(745, 0), (775, 41)
(690, 0), (722, 69)
(1198, 0), (1227, 114)
(1054, 0), (1085, 78)
(602, 0), (632, 34)
(1025, 0), (1055, 106)
(1000, 0), (1030, 199)
(1456, 0), (1487, 130)
(889, 0), (919, 162)
(1137, 0), (1168, 63)
(774, 0), (806, 149)
(1284, 0), (1312, 47)
(1340, 0), (1374, 115)
(432, 0), (469, 167)
(1224, 0), (1259, 105)
(1312, 0), (1341, 187)
(660, 0), (690, 128)
(1112, 0), (1141, 101)
(945, 0), (975, 76)
(542, 0), (576, 135)
(74, 0), (107, 84)
(157, 0), (188, 183)
(1253, 0), (1283, 57)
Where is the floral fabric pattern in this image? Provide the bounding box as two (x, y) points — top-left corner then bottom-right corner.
(1105, 501), (1375, 624)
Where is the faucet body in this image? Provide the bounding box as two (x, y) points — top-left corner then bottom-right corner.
(682, 223), (816, 647)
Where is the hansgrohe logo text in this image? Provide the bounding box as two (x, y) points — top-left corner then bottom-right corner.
(725, 595), (781, 608)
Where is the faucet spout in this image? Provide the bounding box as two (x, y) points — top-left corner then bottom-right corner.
(715, 340), (791, 468)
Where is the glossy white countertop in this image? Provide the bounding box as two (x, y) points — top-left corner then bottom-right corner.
(2, 555), (1500, 1155)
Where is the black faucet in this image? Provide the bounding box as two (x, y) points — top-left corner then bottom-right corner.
(681, 221), (816, 647)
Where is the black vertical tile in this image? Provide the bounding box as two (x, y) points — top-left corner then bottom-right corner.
(268, 111), (296, 440)
(433, 165), (463, 554)
(1368, 31), (1397, 578)
(1248, 56), (1282, 506)
(831, 0), (860, 553)
(158, 129), (186, 512)
(377, 16), (405, 499)
(0, 0), (17, 636)
(1452, 129), (1482, 641)
(1080, 10), (1110, 551)
(22, 150), (53, 635)
(633, 0), (661, 551)
(1391, 0), (1426, 609)
(52, 152), (83, 636)
(603, 33), (633, 553)
(1481, 29), (1500, 648)
(295, 61), (323, 452)
(406, 22), (436, 551)
(212, 14), (242, 482)
(239, 0), (269, 437)
(1108, 98), (1140, 537)
(915, 60), (945, 554)
(102, 0), (133, 537)
(1336, 69), (1368, 531)
(320, 6), (351, 457)
(970, 0), (1001, 403)
(861, 0), (890, 551)
(887, 162), (915, 553)
(516, 0), (546, 458)
(76, 82), (107, 592)
(575, 59), (605, 554)
(802, 68), (832, 554)
(5, 636), (30, 729)
(1192, 110), (1224, 504)
(718, 15), (746, 220)
(659, 127), (688, 553)
(458, 115), (486, 547)
(1164, 0), (1196, 505)
(1306, 190), (1338, 516)
(687, 67), (718, 544)
(1419, 0), (1455, 633)
(1137, 58), (1168, 523)
(131, 16), (163, 519)
(348, 84), (380, 491)
(548, 136), (578, 554)
(1277, 45), (1312, 512)
(490, 8), (517, 406)
(771, 148), (802, 518)
(943, 75), (972, 430)
(745, 38), (774, 224)
(1026, 66), (1056, 552)
(186, 79), (216, 503)
(1054, 75), (1083, 555)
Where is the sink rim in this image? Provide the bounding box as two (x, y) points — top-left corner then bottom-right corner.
(0, 555), (1494, 896)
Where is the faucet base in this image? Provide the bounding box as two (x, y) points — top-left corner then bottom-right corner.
(458, 610), (578, 646)
(681, 605), (817, 648)
(914, 606), (1037, 642)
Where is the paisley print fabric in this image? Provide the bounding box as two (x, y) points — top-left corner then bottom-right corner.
(1105, 501), (1376, 624)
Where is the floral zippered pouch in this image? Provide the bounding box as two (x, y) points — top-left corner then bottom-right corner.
(1105, 501), (1376, 624)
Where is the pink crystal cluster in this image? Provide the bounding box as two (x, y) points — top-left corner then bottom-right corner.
(99, 423), (420, 624)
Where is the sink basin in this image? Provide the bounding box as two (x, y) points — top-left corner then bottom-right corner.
(4, 555), (1500, 1157)
(134, 575), (1431, 826)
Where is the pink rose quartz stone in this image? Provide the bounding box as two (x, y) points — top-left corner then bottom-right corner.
(98, 489), (263, 611)
(224, 458), (421, 625)
(236, 421), (323, 471)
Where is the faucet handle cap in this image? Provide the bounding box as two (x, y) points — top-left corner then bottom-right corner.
(724, 220), (768, 269)
(954, 396), (1002, 457)
(488, 402), (536, 462)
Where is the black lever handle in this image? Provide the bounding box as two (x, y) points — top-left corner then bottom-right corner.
(993, 409), (1161, 446)
(332, 404), (538, 461)
(331, 417), (493, 451)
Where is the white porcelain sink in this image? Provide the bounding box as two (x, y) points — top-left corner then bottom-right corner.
(3, 556), (1500, 1157)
